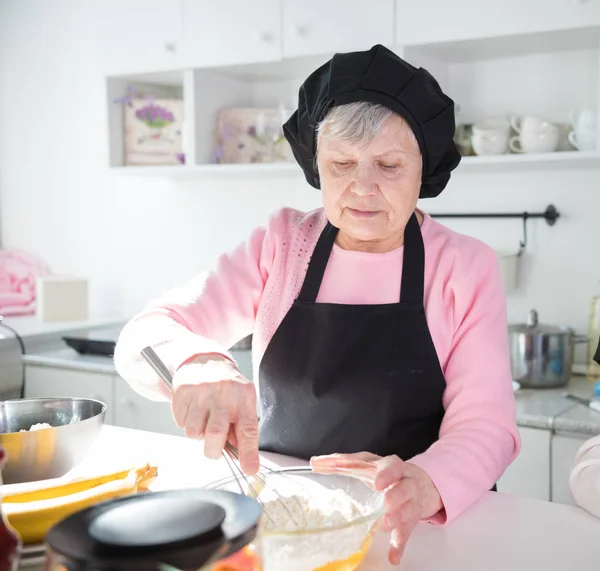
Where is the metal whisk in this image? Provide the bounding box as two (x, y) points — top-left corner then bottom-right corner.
(140, 346), (308, 529)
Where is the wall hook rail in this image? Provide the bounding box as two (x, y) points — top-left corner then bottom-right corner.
(428, 204), (560, 254)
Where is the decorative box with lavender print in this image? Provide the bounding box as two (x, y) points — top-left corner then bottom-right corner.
(212, 107), (294, 164)
(124, 98), (184, 166)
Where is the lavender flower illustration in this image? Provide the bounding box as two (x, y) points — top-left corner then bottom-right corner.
(135, 103), (175, 129)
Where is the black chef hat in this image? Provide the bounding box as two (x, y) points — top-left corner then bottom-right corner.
(283, 44), (461, 198)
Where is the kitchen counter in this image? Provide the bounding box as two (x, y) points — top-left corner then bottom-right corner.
(52, 425), (600, 570)
(0, 316), (125, 400)
(23, 344), (600, 437)
(515, 376), (600, 435)
(0, 315), (124, 350)
(23, 348), (118, 374)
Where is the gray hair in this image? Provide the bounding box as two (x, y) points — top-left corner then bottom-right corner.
(315, 101), (419, 154)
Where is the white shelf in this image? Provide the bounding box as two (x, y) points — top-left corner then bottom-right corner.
(109, 162), (302, 179)
(458, 150), (600, 172)
(108, 151), (600, 179)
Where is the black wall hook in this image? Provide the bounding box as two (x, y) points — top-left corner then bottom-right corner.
(428, 204), (560, 253)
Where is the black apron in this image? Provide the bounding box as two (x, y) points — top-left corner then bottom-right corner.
(258, 212), (446, 461)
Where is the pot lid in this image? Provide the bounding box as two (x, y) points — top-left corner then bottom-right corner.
(508, 309), (572, 335)
(45, 489), (261, 570)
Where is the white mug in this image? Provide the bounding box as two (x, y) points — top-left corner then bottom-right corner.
(471, 118), (510, 155)
(509, 129), (559, 153)
(568, 129), (597, 151)
(569, 108), (597, 133)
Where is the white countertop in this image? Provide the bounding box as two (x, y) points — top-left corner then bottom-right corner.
(0, 315), (124, 341)
(57, 425), (600, 571)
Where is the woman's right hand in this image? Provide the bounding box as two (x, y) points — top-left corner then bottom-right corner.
(171, 354), (260, 475)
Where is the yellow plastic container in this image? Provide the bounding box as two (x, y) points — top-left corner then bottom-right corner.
(586, 293), (600, 382)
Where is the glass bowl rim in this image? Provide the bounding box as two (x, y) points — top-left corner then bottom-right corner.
(204, 466), (386, 537)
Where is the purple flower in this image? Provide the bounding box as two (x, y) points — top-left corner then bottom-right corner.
(247, 125), (257, 137)
(135, 103), (175, 128)
(210, 144), (224, 164)
(176, 153), (185, 164)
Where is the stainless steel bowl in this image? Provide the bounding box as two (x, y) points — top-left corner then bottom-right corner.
(0, 397), (106, 484)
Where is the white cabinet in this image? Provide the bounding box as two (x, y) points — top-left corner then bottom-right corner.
(551, 432), (590, 505)
(230, 349), (253, 381)
(282, 0), (395, 59)
(24, 366), (116, 425)
(92, 0), (184, 75)
(114, 376), (183, 437)
(497, 426), (551, 501)
(396, 0), (600, 45)
(181, 0), (281, 68)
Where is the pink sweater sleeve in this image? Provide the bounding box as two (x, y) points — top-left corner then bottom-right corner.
(408, 247), (521, 523)
(113, 216), (276, 401)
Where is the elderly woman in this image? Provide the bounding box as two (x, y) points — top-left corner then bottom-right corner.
(570, 340), (600, 518)
(114, 44), (520, 565)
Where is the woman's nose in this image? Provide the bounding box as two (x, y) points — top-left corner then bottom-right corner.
(351, 163), (378, 196)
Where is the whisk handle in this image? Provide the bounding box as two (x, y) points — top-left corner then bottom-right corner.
(141, 346), (174, 392)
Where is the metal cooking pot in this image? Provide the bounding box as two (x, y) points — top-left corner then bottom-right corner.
(508, 309), (588, 388)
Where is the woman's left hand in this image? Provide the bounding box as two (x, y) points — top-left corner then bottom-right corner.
(310, 452), (443, 566)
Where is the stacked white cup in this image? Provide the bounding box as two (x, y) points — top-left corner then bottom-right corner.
(509, 116), (559, 154)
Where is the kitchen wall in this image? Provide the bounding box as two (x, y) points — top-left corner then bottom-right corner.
(0, 1), (598, 361)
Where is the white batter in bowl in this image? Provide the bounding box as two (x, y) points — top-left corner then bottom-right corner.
(206, 467), (385, 571)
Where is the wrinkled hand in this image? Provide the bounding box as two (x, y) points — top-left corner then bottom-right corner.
(172, 354), (260, 474)
(310, 452), (443, 565)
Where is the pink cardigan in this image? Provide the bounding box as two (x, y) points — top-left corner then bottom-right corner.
(114, 207), (520, 524)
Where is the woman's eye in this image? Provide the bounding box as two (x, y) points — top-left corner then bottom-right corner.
(333, 161), (352, 168)
(379, 163), (399, 171)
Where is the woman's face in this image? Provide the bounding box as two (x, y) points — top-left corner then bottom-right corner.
(317, 114), (422, 253)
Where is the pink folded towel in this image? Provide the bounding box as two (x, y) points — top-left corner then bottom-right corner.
(0, 249), (52, 316)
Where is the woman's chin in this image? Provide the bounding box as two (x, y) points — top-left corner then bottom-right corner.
(339, 225), (390, 246)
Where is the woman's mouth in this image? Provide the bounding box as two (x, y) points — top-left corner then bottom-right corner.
(348, 208), (379, 219)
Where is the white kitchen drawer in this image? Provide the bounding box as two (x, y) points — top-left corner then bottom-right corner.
(283, 0), (395, 59)
(230, 349), (253, 381)
(396, 0), (600, 46)
(24, 365), (116, 425)
(113, 376), (183, 437)
(498, 426), (551, 501)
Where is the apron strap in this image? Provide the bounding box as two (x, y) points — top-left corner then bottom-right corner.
(298, 213), (425, 305)
(399, 213), (425, 305)
(297, 222), (338, 303)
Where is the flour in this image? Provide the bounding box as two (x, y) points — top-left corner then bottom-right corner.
(19, 423), (51, 432)
(261, 489), (362, 532)
(258, 486), (377, 571)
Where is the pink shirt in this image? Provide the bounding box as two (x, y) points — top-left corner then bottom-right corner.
(114, 207), (520, 524)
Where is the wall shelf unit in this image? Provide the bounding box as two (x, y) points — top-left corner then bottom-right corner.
(102, 1), (600, 179)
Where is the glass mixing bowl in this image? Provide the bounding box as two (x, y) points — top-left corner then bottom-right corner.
(206, 467), (385, 571)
